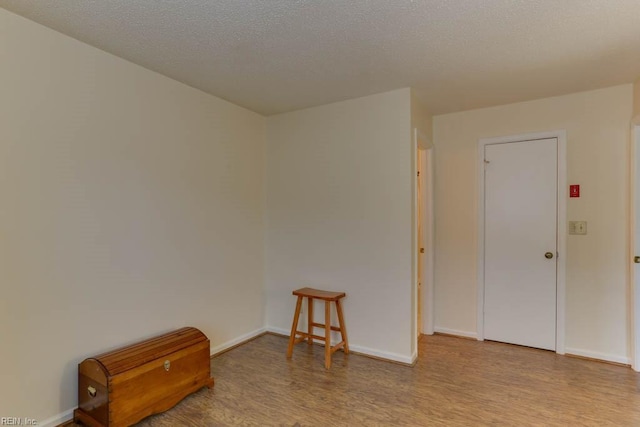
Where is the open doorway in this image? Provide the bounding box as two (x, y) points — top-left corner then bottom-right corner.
(415, 129), (434, 344)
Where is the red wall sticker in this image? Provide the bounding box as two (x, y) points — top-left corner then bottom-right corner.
(570, 185), (580, 198)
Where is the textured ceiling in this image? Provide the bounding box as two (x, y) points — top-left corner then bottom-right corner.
(2, 1), (640, 116)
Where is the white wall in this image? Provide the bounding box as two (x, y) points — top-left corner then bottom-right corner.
(0, 9), (266, 424)
(265, 89), (415, 362)
(433, 85), (633, 362)
(411, 90), (433, 148)
(634, 78), (640, 124)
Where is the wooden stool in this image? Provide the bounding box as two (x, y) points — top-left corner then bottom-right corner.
(286, 287), (349, 369)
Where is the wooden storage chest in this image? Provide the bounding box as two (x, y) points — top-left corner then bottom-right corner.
(74, 327), (214, 427)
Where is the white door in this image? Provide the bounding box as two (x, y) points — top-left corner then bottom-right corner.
(484, 138), (558, 351)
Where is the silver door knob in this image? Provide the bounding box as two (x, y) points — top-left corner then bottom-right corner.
(635, 256), (640, 264)
(545, 252), (554, 259)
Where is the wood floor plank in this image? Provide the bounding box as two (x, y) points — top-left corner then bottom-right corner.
(69, 333), (640, 426)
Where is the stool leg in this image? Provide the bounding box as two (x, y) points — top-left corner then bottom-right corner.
(335, 299), (349, 354)
(287, 296), (303, 359)
(324, 300), (331, 369)
(307, 297), (314, 345)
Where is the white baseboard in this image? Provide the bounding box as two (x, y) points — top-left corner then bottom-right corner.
(210, 327), (267, 356)
(266, 325), (290, 336)
(434, 326), (478, 340)
(348, 343), (414, 365)
(410, 349), (418, 365)
(40, 408), (74, 427)
(565, 347), (631, 365)
(266, 326), (414, 365)
(430, 330), (629, 365)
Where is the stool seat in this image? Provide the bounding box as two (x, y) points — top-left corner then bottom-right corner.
(286, 287), (349, 369)
(293, 287), (345, 301)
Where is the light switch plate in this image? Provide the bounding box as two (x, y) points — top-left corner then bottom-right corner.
(569, 221), (587, 235)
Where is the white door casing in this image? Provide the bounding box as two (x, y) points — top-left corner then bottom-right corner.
(632, 125), (640, 371)
(477, 131), (566, 354)
(423, 148), (435, 335)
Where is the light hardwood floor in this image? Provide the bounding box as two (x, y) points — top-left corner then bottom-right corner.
(71, 333), (640, 426)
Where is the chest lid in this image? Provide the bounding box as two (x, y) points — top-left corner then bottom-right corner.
(90, 327), (208, 376)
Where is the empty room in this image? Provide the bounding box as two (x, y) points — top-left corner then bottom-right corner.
(2, 1), (640, 426)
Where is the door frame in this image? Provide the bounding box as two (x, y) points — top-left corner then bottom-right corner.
(422, 147), (435, 335)
(413, 129), (435, 350)
(476, 130), (567, 354)
(631, 124), (640, 371)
